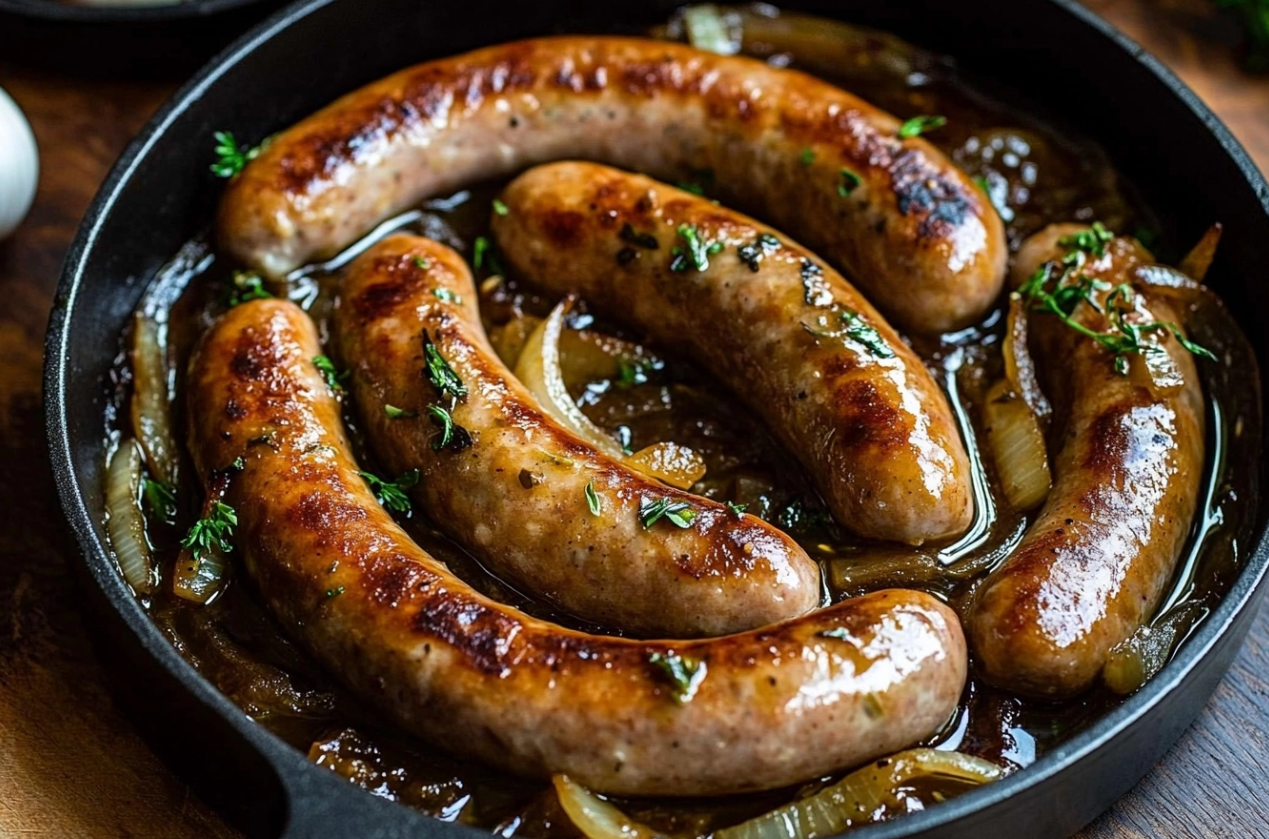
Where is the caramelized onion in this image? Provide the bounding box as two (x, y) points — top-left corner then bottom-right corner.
(1103, 603), (1205, 695)
(553, 776), (664, 839)
(130, 312), (179, 485)
(982, 379), (1051, 512)
(514, 298), (705, 487)
(515, 298), (628, 461)
(626, 442), (707, 491)
(1177, 223), (1221, 283)
(555, 751), (1003, 839)
(105, 438), (156, 594)
(489, 314), (541, 368)
(1002, 295), (1051, 421)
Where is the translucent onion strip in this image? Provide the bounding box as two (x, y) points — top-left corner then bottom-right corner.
(172, 487), (232, 604)
(515, 298), (629, 462)
(553, 776), (664, 839)
(554, 751), (1004, 839)
(1002, 296), (1051, 421)
(1103, 602), (1205, 695)
(105, 438), (156, 594)
(713, 750), (1004, 839)
(130, 312), (178, 486)
(626, 441), (707, 491)
(982, 379), (1051, 512)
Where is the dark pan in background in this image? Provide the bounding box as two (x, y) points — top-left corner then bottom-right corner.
(43, 1), (1269, 837)
(0, 0), (284, 76)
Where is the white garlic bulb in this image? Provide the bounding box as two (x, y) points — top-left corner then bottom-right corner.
(0, 87), (39, 241)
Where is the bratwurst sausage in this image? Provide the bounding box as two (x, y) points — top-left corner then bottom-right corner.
(334, 233), (820, 637)
(216, 36), (1006, 333)
(970, 225), (1206, 697)
(493, 162), (974, 545)
(186, 298), (968, 795)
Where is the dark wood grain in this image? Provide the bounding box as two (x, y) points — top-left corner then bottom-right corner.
(0, 1), (1265, 836)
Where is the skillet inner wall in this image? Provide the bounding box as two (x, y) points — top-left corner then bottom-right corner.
(53, 0), (1269, 836)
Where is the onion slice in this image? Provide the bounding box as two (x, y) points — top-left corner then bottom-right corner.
(172, 479), (233, 604)
(715, 750), (1004, 839)
(982, 379), (1051, 512)
(553, 776), (665, 839)
(554, 750), (1003, 839)
(515, 298), (628, 461)
(1002, 295), (1051, 421)
(1177, 223), (1222, 283)
(105, 438), (156, 594)
(514, 298), (706, 489)
(626, 442), (707, 491)
(130, 312), (179, 486)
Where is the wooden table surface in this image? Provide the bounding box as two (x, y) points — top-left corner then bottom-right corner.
(1, 1), (1267, 836)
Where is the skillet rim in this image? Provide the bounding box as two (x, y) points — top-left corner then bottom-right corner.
(42, 0), (1269, 836)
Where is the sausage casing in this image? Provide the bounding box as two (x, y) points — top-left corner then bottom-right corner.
(969, 225), (1206, 697)
(186, 298), (969, 795)
(335, 233), (821, 637)
(492, 161), (974, 545)
(216, 36), (1006, 332)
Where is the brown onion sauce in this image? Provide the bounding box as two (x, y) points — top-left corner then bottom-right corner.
(114, 8), (1260, 836)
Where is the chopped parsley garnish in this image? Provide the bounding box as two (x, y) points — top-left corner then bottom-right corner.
(800, 147), (816, 166)
(837, 167), (862, 197)
(802, 310), (894, 358)
(180, 501), (236, 560)
(738, 233), (781, 272)
(325, 586), (345, 598)
(421, 331), (467, 402)
(648, 651), (706, 703)
(840, 309), (894, 358)
(142, 479), (177, 526)
(225, 270), (271, 307)
(1058, 221), (1114, 258)
(384, 404), (416, 419)
(413, 256), (431, 270)
(584, 480), (602, 516)
(669, 224), (723, 272)
(619, 223), (660, 250)
(427, 404), (473, 451)
(492, 198), (509, 216)
(359, 469), (420, 513)
(639, 496), (697, 529)
(209, 131), (261, 178)
(725, 501), (747, 517)
(472, 236), (505, 274)
(432, 288), (462, 304)
(897, 114), (947, 139)
(313, 355), (349, 392)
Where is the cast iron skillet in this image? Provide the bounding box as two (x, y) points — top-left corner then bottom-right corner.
(43, 0), (1269, 837)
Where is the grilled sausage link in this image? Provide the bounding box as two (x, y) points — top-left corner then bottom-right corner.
(334, 234), (820, 637)
(969, 225), (1206, 697)
(492, 162), (973, 545)
(216, 36), (1005, 333)
(186, 298), (968, 796)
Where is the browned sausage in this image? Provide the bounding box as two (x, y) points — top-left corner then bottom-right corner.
(969, 225), (1206, 697)
(185, 297), (968, 795)
(334, 233), (820, 637)
(216, 36), (1006, 333)
(492, 161), (973, 545)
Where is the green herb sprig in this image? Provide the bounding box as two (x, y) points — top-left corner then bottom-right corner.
(897, 114), (947, 139)
(143, 478), (178, 526)
(226, 270), (272, 307)
(584, 480), (602, 516)
(313, 355), (349, 392)
(670, 224), (723, 272)
(422, 331), (467, 402)
(639, 496), (697, 529)
(360, 469), (420, 513)
(210, 131), (261, 178)
(180, 501), (236, 560)
(648, 651), (707, 703)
